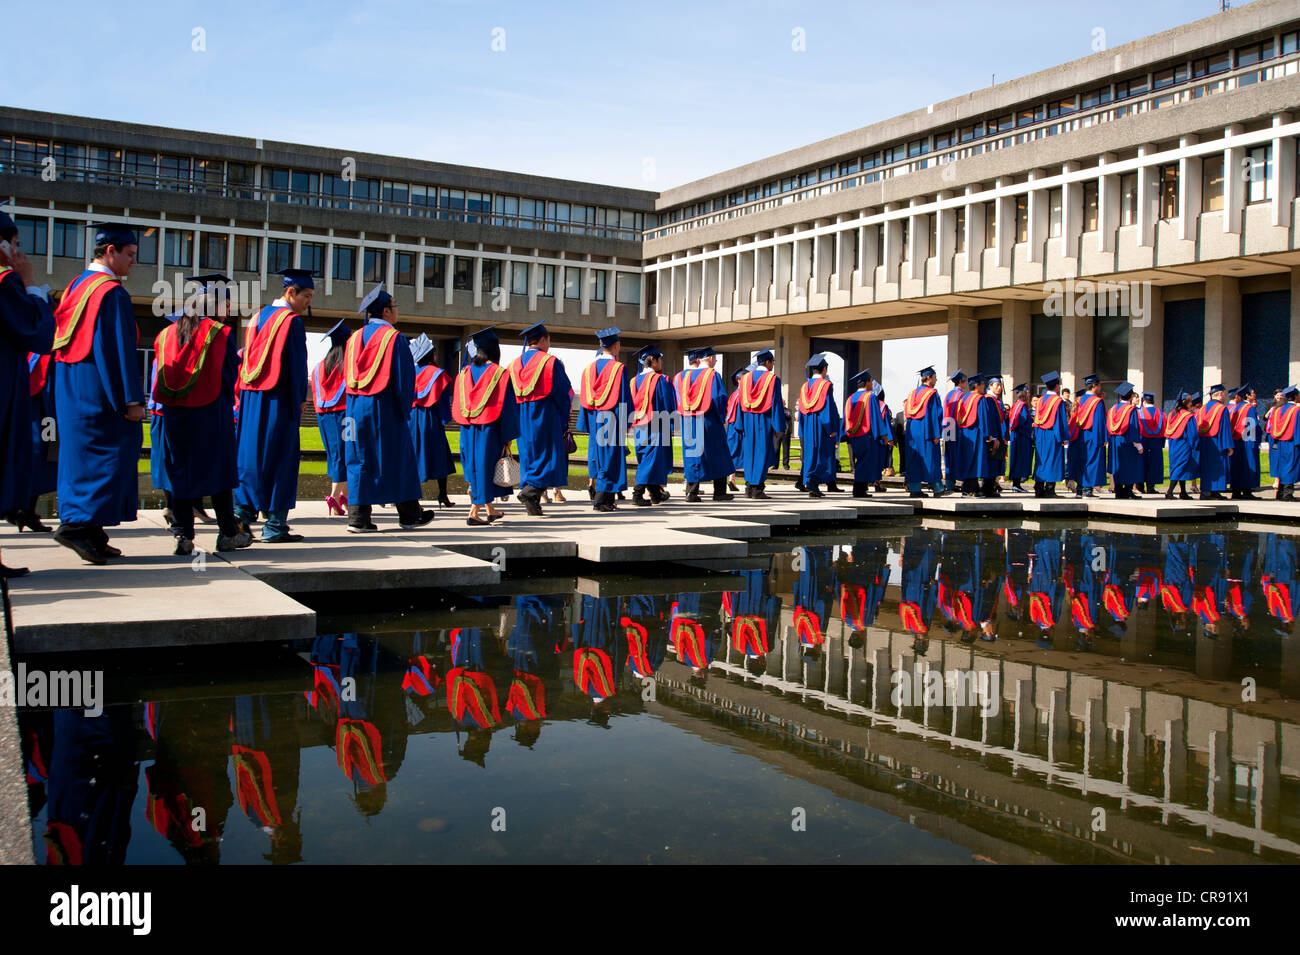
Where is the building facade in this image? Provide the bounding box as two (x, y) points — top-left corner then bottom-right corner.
(2, 0), (1299, 405)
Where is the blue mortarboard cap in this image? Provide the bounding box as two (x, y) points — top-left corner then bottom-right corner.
(730, 366), (745, 384)
(358, 283), (392, 316)
(1082, 373), (1099, 387)
(1237, 382), (1252, 395)
(1115, 381), (1134, 399)
(687, 344), (715, 361)
(276, 267), (315, 290)
(1041, 371), (1061, 386)
(1142, 391), (1155, 401)
(754, 349), (774, 364)
(1187, 390), (1202, 403)
(470, 325), (499, 350)
(0, 211), (16, 239)
(409, 332), (435, 365)
(805, 353), (829, 370)
(634, 343), (662, 364)
(985, 374), (1002, 384)
(949, 369), (966, 384)
(596, 326), (621, 347)
(1283, 385), (1300, 399)
(1226, 387), (1239, 399)
(520, 322), (548, 342)
(93, 222), (138, 248)
(187, 273), (232, 294)
(1013, 382), (1028, 394)
(850, 369), (873, 386)
(968, 373), (986, 386)
(917, 366), (936, 378)
(322, 319), (351, 349)
(1208, 382), (1225, 394)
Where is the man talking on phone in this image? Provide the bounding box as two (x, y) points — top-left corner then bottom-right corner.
(0, 211), (56, 576)
(50, 223), (145, 565)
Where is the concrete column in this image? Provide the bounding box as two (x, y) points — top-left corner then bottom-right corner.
(1061, 161), (1082, 259)
(660, 340), (686, 378)
(1291, 266), (1300, 386)
(774, 323), (810, 413)
(860, 340), (883, 379)
(1000, 299), (1031, 395)
(1060, 313), (1094, 396)
(1273, 113), (1295, 229)
(1179, 134), (1201, 241)
(947, 306), (977, 377)
(1224, 124), (1245, 235)
(1203, 276), (1241, 389)
(1136, 143), (1157, 248)
(1128, 284), (1164, 400)
(993, 178), (1014, 268)
(1026, 168), (1048, 262)
(1097, 153), (1118, 252)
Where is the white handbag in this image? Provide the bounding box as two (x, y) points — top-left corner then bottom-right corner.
(494, 455), (521, 487)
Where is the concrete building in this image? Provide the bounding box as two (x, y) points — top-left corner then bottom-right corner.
(3, 0), (1300, 406)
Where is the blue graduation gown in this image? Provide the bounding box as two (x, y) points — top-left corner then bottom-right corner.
(154, 329), (240, 498)
(235, 304), (307, 512)
(726, 392), (743, 470)
(900, 529), (940, 633)
(576, 356), (632, 493)
(836, 540), (887, 629)
(633, 369), (677, 486)
(345, 319), (421, 506)
(515, 349), (572, 489)
(1073, 396), (1108, 488)
(1197, 401), (1233, 492)
(1263, 533), (1299, 627)
(1108, 404), (1144, 485)
(1269, 404), (1300, 484)
(942, 387), (964, 483)
(28, 351), (58, 497)
(1166, 411), (1199, 480)
(459, 362), (520, 505)
(318, 409), (347, 481)
(678, 366), (731, 482)
(903, 387), (942, 485)
(735, 370), (785, 485)
(1229, 403), (1260, 491)
(1029, 536), (1063, 634)
(959, 394), (1002, 480)
(55, 269), (144, 526)
(799, 378), (840, 484)
(147, 359), (170, 493)
(841, 388), (888, 482)
(0, 273), (54, 513)
(1033, 394), (1070, 482)
(1138, 406), (1165, 484)
(409, 368), (454, 482)
(1007, 401), (1033, 483)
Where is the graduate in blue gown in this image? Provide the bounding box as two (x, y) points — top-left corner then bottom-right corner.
(343, 285), (431, 532)
(723, 560), (781, 674)
(836, 539), (887, 641)
(0, 209), (55, 556)
(51, 223), (144, 565)
(1027, 533), (1064, 646)
(1072, 374), (1108, 497)
(1268, 386), (1300, 500)
(1197, 383), (1234, 499)
(312, 319), (350, 515)
(734, 348), (785, 498)
(150, 274), (249, 554)
(1228, 384), (1261, 500)
(670, 591), (725, 683)
(624, 592), (670, 681)
(1262, 532), (1298, 634)
(1032, 370), (1070, 497)
(675, 344), (733, 501)
(509, 322), (572, 516)
(798, 352), (842, 497)
(841, 369), (890, 497)
(1005, 382), (1033, 492)
(452, 325), (519, 525)
(1106, 381), (1145, 499)
(903, 366), (944, 497)
(1137, 391), (1165, 493)
(1165, 391), (1200, 498)
(407, 332), (455, 506)
(576, 326), (633, 511)
(506, 595), (564, 744)
(630, 343), (677, 505)
(572, 593), (626, 722)
(18, 349), (57, 532)
(234, 267), (310, 543)
(230, 692), (303, 864)
(956, 374), (1005, 497)
(725, 365), (745, 482)
(899, 528), (940, 655)
(942, 371), (967, 492)
(140, 698), (232, 863)
(43, 709), (140, 866)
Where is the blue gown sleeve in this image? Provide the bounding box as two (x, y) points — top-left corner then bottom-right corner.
(285, 316), (308, 417)
(93, 285), (144, 412)
(770, 380), (786, 434)
(549, 360), (573, 420)
(393, 337), (415, 422)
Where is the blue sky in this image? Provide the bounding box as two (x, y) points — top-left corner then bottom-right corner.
(3, 0), (1237, 399)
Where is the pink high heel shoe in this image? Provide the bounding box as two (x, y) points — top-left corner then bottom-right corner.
(326, 495), (345, 516)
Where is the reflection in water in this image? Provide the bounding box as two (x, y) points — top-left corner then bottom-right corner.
(16, 523), (1300, 864)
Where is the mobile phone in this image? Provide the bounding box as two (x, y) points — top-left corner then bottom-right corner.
(0, 239), (12, 261)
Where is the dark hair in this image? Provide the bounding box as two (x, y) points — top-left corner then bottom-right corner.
(322, 342), (345, 376)
(92, 242), (112, 260)
(472, 342), (500, 365)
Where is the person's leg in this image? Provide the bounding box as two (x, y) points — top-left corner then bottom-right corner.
(347, 503), (375, 532)
(171, 497), (195, 554)
(263, 509), (299, 541)
(397, 499), (434, 527)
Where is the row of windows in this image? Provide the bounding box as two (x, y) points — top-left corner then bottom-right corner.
(0, 138), (653, 239)
(9, 217), (642, 303)
(663, 29), (1300, 226)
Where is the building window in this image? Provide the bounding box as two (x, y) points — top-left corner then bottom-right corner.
(291, 170), (321, 206)
(898, 220), (909, 263)
(564, 266), (582, 299)
(954, 206), (966, 254)
(452, 256), (472, 291)
(164, 230), (194, 268)
(88, 147), (122, 185)
(15, 216), (47, 256)
(300, 242), (326, 277)
(235, 236), (260, 272)
(983, 201), (997, 249)
(510, 262), (529, 296)
(323, 174), (351, 210)
(136, 228), (158, 265)
(1119, 172), (1138, 226)
(1192, 51), (1230, 77)
(353, 179), (380, 213)
(395, 251), (415, 286)
(159, 155), (191, 190)
(615, 273), (640, 305)
(1202, 155), (1225, 212)
(1016, 106), (1044, 128)
(480, 259), (500, 292)
(1080, 86), (1112, 109)
(200, 233), (228, 271)
(1158, 163), (1179, 219)
(266, 239), (293, 274)
(194, 159), (223, 193)
(1151, 65), (1187, 90)
(1083, 180), (1099, 232)
(53, 144), (85, 182)
(226, 163), (255, 200)
(262, 166), (290, 203)
(1048, 188), (1063, 238)
(1114, 75), (1149, 101)
(333, 246), (355, 283)
(958, 121), (985, 144)
(125, 151), (158, 189)
(1246, 145), (1271, 203)
(424, 253), (445, 289)
(1236, 40), (1275, 69)
(592, 270), (607, 302)
(1047, 97), (1076, 119)
(1014, 195), (1028, 243)
(52, 221), (84, 258)
(364, 249), (387, 284)
(536, 264), (555, 298)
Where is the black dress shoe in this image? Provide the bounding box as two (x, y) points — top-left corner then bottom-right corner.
(436, 495), (455, 508)
(466, 516), (489, 526)
(53, 531), (107, 565)
(517, 492), (544, 516)
(486, 512), (504, 523)
(262, 533), (305, 543)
